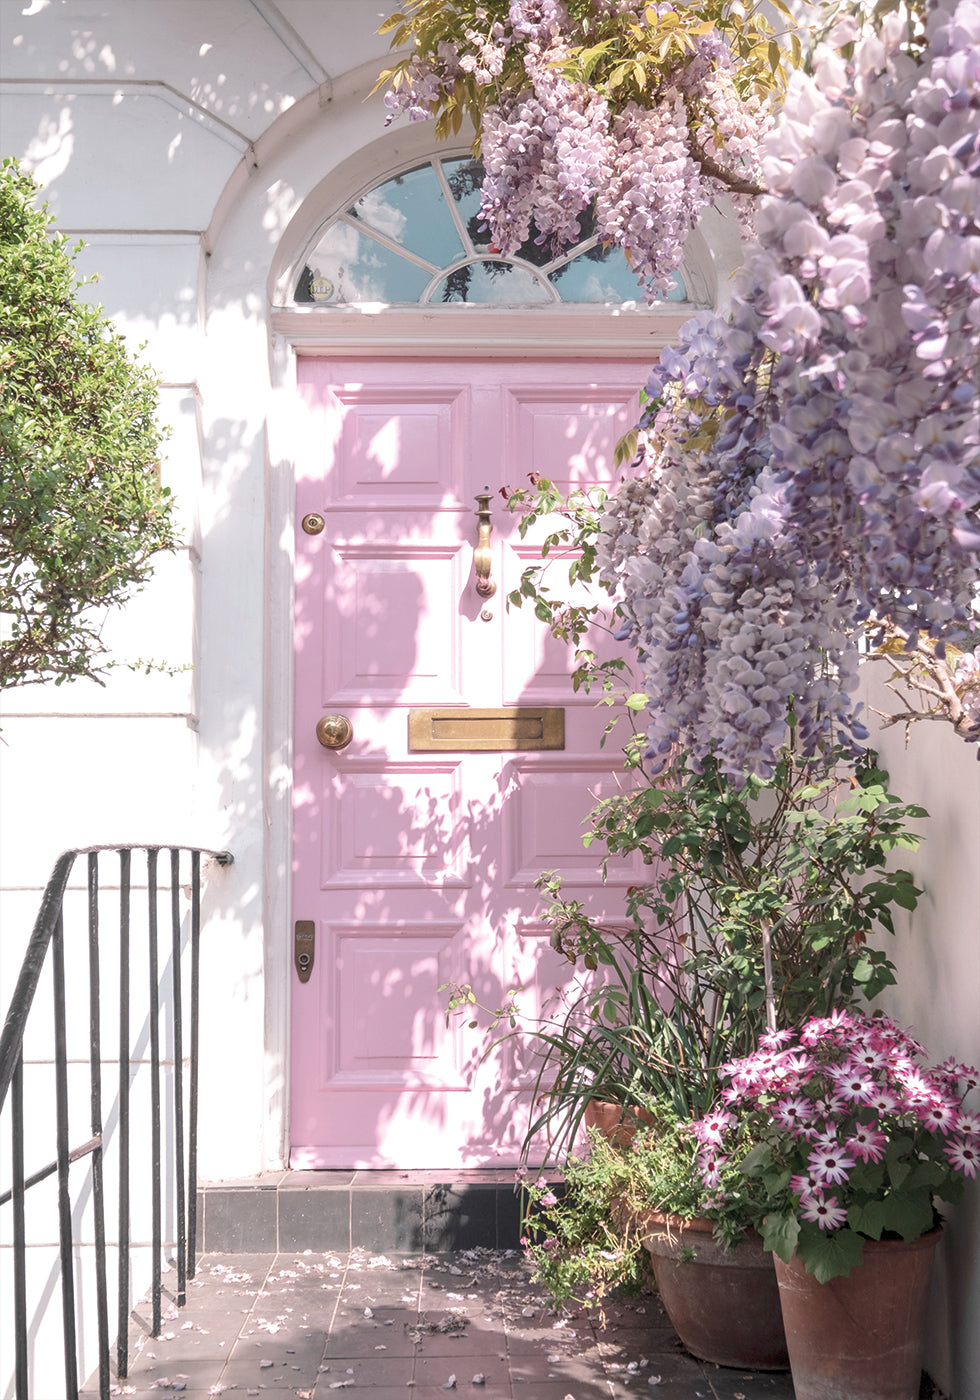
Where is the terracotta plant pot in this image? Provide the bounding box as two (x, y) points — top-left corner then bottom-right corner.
(773, 1227), (942, 1400)
(641, 1214), (789, 1370)
(582, 1098), (655, 1148)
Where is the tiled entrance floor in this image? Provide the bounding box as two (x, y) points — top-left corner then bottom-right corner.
(83, 1248), (797, 1400)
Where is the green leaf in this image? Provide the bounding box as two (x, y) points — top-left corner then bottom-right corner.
(879, 1189), (935, 1241)
(761, 1211), (799, 1263)
(847, 1198), (887, 1239)
(799, 1227), (865, 1283)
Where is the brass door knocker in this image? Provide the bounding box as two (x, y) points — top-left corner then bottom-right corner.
(473, 490), (497, 598)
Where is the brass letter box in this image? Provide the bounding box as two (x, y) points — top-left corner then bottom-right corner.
(408, 707), (564, 752)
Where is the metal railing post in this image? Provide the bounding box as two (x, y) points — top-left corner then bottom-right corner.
(0, 843), (232, 1399)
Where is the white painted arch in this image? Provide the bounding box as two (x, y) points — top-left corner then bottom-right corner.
(196, 72), (745, 1174)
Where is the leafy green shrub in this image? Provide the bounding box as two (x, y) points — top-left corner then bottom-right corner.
(520, 1108), (771, 1311)
(0, 158), (176, 688)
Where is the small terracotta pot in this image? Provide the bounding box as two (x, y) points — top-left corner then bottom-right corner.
(773, 1227), (941, 1400)
(641, 1213), (789, 1370)
(582, 1098), (654, 1148)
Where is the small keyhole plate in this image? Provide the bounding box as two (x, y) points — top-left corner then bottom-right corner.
(294, 920), (315, 983)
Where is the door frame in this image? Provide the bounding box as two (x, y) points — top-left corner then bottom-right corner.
(265, 312), (691, 1167)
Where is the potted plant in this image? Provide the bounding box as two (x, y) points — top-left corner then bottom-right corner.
(509, 743), (925, 1160)
(521, 1103), (790, 1369)
(461, 743), (926, 1370)
(690, 1008), (979, 1400)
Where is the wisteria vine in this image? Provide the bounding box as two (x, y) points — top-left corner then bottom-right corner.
(598, 0), (980, 779)
(378, 0), (781, 296)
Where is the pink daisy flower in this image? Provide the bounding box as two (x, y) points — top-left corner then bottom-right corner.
(846, 1122), (887, 1163)
(698, 1151), (728, 1188)
(955, 1113), (980, 1138)
(800, 1192), (848, 1231)
(759, 1028), (795, 1049)
(867, 1088), (899, 1116)
(896, 1066), (933, 1104)
(817, 1087), (848, 1110)
(918, 1100), (958, 1135)
(695, 1111), (735, 1145)
(833, 1066), (878, 1105)
(944, 1138), (980, 1178)
(808, 1144), (856, 1186)
(774, 1097), (815, 1134)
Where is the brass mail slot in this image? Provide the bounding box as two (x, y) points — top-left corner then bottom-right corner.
(408, 707), (565, 752)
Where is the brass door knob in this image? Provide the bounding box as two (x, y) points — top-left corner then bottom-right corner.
(316, 714), (354, 750)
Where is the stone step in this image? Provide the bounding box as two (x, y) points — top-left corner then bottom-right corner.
(197, 1169), (542, 1254)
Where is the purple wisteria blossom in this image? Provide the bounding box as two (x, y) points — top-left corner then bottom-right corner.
(384, 2), (771, 296)
(599, 0), (980, 780)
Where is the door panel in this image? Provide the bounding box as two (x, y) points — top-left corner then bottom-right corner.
(291, 358), (646, 1168)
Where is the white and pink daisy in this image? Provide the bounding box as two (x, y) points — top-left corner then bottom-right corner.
(832, 1066), (878, 1105)
(846, 1122), (887, 1163)
(774, 1097), (815, 1134)
(893, 1064), (934, 1104)
(759, 1028), (795, 1050)
(808, 1144), (856, 1186)
(698, 1151), (728, 1188)
(918, 1100), (959, 1135)
(800, 1192), (848, 1231)
(944, 1138), (980, 1178)
(852, 1045), (887, 1073)
(694, 1110), (736, 1145)
(867, 1087), (899, 1117)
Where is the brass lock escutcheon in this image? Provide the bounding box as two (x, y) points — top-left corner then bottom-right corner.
(316, 713), (354, 749)
(294, 920), (315, 983)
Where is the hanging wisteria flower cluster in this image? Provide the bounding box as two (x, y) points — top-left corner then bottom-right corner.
(692, 1009), (979, 1281)
(378, 0), (779, 296)
(599, 0), (980, 778)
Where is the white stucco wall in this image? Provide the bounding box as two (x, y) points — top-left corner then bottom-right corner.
(860, 671), (980, 1400)
(1, 3), (978, 1396)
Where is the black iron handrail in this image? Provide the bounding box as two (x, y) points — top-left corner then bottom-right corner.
(0, 844), (233, 1400)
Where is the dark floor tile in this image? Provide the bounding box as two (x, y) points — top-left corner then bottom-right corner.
(706, 1365), (795, 1398)
(325, 1353), (416, 1386)
(510, 1379), (616, 1399)
(314, 1389), (414, 1400)
(415, 1350), (509, 1386)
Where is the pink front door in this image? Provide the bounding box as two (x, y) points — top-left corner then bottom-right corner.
(290, 358), (645, 1168)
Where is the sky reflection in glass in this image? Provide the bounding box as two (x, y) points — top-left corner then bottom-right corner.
(296, 158), (691, 307)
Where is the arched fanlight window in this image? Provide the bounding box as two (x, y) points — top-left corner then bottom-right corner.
(294, 157), (694, 308)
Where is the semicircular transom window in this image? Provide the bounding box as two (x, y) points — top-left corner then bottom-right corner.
(294, 157), (692, 308)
